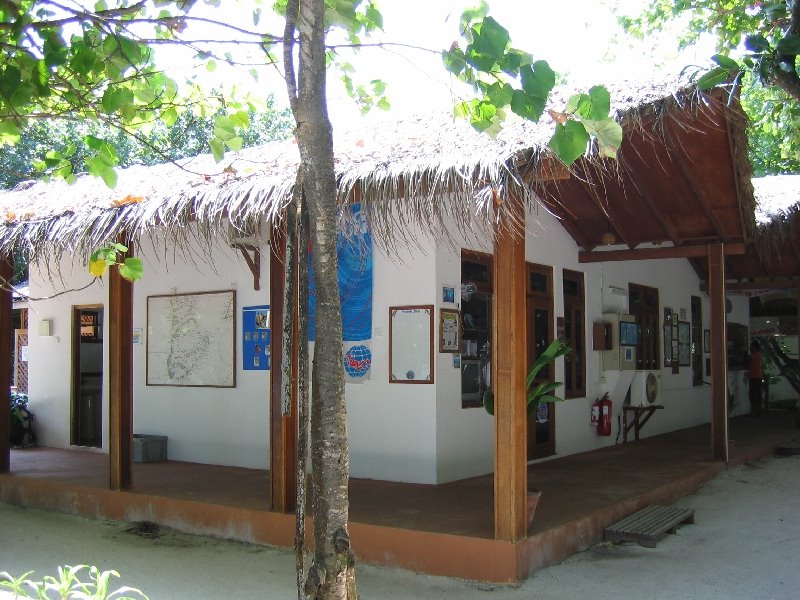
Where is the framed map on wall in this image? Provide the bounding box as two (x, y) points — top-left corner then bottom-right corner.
(146, 290), (236, 387)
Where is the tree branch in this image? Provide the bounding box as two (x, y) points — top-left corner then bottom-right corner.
(283, 0), (300, 116)
(772, 0), (800, 102)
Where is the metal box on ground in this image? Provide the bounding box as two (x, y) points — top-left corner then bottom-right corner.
(133, 434), (167, 463)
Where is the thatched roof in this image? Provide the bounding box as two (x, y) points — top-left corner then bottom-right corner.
(0, 76), (753, 263)
(752, 174), (800, 225)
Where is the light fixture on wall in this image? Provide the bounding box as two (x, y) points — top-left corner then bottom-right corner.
(601, 231), (617, 245)
(38, 319), (53, 336)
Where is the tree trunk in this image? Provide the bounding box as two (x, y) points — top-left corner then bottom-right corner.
(285, 1), (356, 598)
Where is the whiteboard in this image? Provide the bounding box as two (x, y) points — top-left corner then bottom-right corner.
(389, 305), (433, 383)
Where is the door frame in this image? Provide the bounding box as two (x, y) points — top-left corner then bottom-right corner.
(526, 262), (556, 459)
(71, 303), (104, 447)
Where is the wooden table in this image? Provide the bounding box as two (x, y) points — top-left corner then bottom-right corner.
(622, 404), (664, 443)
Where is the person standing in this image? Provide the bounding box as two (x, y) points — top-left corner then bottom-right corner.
(748, 340), (764, 416)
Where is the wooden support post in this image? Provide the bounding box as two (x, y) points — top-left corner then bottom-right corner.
(708, 243), (728, 462)
(269, 227), (297, 513)
(493, 195), (527, 542)
(0, 256), (13, 473)
(109, 241), (134, 490)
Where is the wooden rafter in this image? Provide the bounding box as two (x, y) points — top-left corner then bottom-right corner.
(575, 164), (634, 248)
(233, 243), (261, 291)
(664, 122), (729, 242)
(579, 242), (746, 263)
(701, 277), (800, 291)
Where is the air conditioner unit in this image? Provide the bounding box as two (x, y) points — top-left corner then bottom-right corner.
(630, 370), (662, 406)
(228, 219), (267, 248)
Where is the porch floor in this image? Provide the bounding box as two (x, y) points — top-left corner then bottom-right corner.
(2, 412), (797, 582)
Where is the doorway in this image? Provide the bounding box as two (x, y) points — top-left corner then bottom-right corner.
(526, 263), (555, 459)
(71, 305), (104, 448)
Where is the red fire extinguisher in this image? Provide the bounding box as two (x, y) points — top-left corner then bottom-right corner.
(597, 393), (613, 436)
(591, 398), (600, 426)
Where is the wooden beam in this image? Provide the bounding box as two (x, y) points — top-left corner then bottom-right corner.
(701, 278), (800, 292)
(0, 256), (13, 473)
(664, 124), (729, 241)
(579, 242), (746, 263)
(269, 226), (297, 513)
(109, 240), (134, 490)
(634, 186), (680, 244)
(708, 243), (728, 462)
(575, 165), (634, 248)
(234, 244), (261, 291)
(493, 193), (527, 542)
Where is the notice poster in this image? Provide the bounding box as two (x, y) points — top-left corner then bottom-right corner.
(242, 305), (270, 371)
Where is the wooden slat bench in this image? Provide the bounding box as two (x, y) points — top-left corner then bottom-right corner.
(604, 505), (695, 548)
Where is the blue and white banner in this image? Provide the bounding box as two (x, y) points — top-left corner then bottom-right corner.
(309, 204), (373, 383)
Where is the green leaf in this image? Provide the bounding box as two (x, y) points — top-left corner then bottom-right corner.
(100, 166), (117, 188)
(519, 60), (555, 107)
(745, 34), (770, 53)
(0, 120), (20, 145)
(711, 54), (739, 70)
(101, 87), (134, 113)
(549, 121), (590, 165)
(43, 31), (69, 67)
(70, 48), (97, 74)
(587, 86), (611, 120)
(510, 88), (546, 122)
(487, 81), (513, 107)
(161, 107), (178, 126)
(225, 135), (243, 151)
(209, 138), (225, 162)
(0, 66), (21, 101)
(776, 35), (800, 55)
(583, 118), (623, 159)
(442, 48), (467, 76)
(697, 66), (729, 90)
(119, 257), (144, 281)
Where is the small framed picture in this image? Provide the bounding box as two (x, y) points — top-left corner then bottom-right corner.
(442, 285), (456, 305)
(439, 308), (461, 353)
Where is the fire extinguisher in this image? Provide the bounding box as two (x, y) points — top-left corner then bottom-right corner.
(591, 398), (600, 426)
(597, 393), (613, 436)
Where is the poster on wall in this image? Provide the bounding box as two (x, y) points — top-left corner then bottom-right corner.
(243, 305), (270, 371)
(146, 290), (236, 387)
(309, 204), (373, 383)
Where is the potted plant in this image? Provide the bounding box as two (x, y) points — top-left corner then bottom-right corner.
(482, 339), (571, 525)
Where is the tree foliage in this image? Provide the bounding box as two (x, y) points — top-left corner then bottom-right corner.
(621, 0), (800, 174)
(0, 98), (292, 188)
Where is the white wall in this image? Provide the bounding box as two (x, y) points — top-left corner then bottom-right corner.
(345, 234), (438, 483)
(131, 236), (270, 469)
(26, 234), (271, 469)
(432, 204), (751, 482)
(25, 210), (752, 484)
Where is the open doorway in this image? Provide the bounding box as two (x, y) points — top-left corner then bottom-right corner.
(71, 305), (103, 448)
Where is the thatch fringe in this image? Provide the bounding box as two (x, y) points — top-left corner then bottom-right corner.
(0, 78), (754, 263)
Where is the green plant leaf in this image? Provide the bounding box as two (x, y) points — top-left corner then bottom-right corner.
(744, 34), (770, 53)
(209, 138), (225, 162)
(696, 66), (729, 90)
(776, 34), (800, 55)
(583, 118), (623, 159)
(119, 257), (144, 281)
(711, 53), (739, 70)
(549, 121), (590, 165)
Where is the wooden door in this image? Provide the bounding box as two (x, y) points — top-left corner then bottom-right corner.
(526, 263), (555, 459)
(71, 305), (104, 448)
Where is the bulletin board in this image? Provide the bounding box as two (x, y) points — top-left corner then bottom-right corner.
(243, 305), (271, 370)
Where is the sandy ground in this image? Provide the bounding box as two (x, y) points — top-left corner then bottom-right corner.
(1, 455), (798, 599)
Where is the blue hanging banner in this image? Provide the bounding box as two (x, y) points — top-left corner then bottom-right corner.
(242, 305), (270, 371)
(308, 204), (373, 382)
